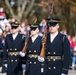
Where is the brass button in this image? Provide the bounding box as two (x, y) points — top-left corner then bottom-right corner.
(34, 56), (37, 58)
(10, 48), (12, 50)
(51, 57), (53, 59)
(53, 52), (56, 54)
(15, 48), (17, 51)
(48, 52), (50, 54)
(15, 53), (17, 56)
(48, 67), (51, 69)
(11, 60), (13, 62)
(29, 50), (31, 52)
(34, 50), (36, 53)
(53, 59), (56, 61)
(34, 62), (36, 64)
(53, 67), (56, 69)
(10, 53), (12, 56)
(13, 53), (15, 55)
(48, 59), (50, 61)
(30, 62), (32, 64)
(15, 60), (17, 62)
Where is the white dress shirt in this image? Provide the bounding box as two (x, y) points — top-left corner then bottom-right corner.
(50, 31), (58, 43)
(12, 32), (18, 40)
(31, 34), (38, 42)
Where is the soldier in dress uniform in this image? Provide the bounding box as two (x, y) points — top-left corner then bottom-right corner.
(20, 24), (45, 75)
(3, 22), (25, 75)
(0, 28), (3, 67)
(45, 19), (71, 75)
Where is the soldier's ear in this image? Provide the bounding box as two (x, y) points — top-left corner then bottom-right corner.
(17, 27), (20, 31)
(57, 24), (59, 29)
(36, 28), (39, 33)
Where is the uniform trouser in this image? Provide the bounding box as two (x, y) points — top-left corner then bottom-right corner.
(69, 49), (74, 67)
(0, 52), (3, 66)
(72, 56), (76, 66)
(7, 71), (23, 75)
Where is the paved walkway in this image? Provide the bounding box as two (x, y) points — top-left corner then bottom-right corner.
(68, 70), (76, 75)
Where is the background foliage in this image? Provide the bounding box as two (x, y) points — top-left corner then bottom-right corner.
(0, 0), (76, 35)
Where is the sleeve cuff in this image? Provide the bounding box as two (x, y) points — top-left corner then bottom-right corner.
(62, 68), (68, 74)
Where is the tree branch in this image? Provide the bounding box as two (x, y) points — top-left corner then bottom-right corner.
(5, 0), (15, 18)
(24, 0), (35, 18)
(21, 0), (28, 14)
(17, 0), (21, 18)
(17, 0), (28, 22)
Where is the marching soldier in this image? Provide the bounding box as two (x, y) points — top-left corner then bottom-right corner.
(3, 22), (25, 75)
(20, 24), (45, 75)
(45, 19), (71, 75)
(0, 28), (3, 67)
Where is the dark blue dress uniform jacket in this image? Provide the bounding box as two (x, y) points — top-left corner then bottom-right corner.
(25, 36), (42, 75)
(3, 33), (25, 75)
(0, 38), (3, 49)
(0, 38), (3, 57)
(45, 33), (71, 75)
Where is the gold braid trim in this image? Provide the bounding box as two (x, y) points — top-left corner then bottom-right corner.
(62, 68), (68, 71)
(4, 60), (7, 62)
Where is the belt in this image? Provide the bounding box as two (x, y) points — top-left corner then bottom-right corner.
(46, 56), (62, 60)
(28, 54), (38, 58)
(8, 52), (19, 56)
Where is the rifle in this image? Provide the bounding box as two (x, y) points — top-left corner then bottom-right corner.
(22, 34), (30, 53)
(40, 2), (54, 58)
(47, 1), (54, 20)
(40, 33), (47, 58)
(40, 19), (48, 58)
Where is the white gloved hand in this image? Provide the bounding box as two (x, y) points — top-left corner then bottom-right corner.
(22, 64), (26, 70)
(4, 64), (7, 68)
(61, 73), (67, 75)
(19, 51), (26, 57)
(38, 56), (45, 62)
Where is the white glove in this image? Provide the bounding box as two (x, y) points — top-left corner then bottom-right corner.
(19, 51), (26, 57)
(38, 56), (45, 62)
(22, 64), (26, 70)
(61, 73), (67, 75)
(4, 64), (7, 68)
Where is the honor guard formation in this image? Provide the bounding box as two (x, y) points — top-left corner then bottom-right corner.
(0, 6), (76, 75)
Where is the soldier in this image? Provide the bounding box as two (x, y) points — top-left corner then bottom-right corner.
(3, 22), (25, 75)
(45, 19), (71, 75)
(20, 24), (45, 75)
(0, 28), (3, 67)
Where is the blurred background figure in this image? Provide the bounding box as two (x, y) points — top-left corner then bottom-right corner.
(19, 22), (30, 39)
(68, 35), (75, 69)
(72, 36), (76, 69)
(0, 7), (5, 19)
(3, 25), (11, 37)
(39, 19), (47, 37)
(0, 7), (11, 31)
(60, 29), (68, 38)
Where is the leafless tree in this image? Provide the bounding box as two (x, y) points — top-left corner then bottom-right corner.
(5, 0), (35, 22)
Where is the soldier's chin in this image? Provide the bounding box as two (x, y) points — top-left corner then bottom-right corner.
(30, 34), (34, 37)
(12, 31), (17, 34)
